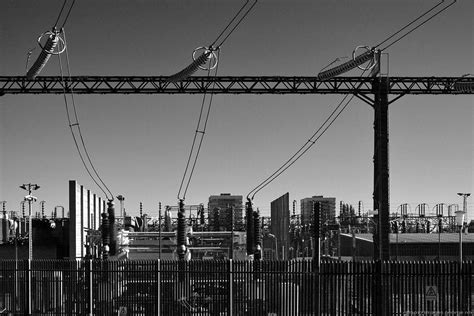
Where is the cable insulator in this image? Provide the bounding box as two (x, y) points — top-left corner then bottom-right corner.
(453, 81), (474, 93)
(253, 211), (262, 260)
(168, 51), (212, 83)
(317, 49), (375, 80)
(177, 200), (187, 260)
(245, 199), (254, 256)
(101, 212), (110, 259)
(26, 31), (64, 79)
(107, 200), (117, 256)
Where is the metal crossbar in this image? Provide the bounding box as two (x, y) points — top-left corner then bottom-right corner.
(1, 76), (473, 95)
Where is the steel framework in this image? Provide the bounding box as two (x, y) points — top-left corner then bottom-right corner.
(1, 76), (473, 96)
(2, 74), (472, 263)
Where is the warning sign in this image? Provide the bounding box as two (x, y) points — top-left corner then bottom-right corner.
(118, 306), (127, 316)
(425, 285), (438, 301)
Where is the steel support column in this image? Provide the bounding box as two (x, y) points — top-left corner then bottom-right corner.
(372, 77), (390, 261)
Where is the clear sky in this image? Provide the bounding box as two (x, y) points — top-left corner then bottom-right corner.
(1, 0), (473, 220)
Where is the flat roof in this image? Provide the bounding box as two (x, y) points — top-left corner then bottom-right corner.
(340, 233), (474, 244)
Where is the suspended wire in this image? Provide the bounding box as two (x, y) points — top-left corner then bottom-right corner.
(373, 0), (445, 49)
(167, 0), (256, 82)
(378, 0), (456, 51)
(25, 0), (76, 78)
(210, 0), (251, 47)
(211, 0), (258, 48)
(177, 51), (220, 200)
(316, 0), (456, 80)
(53, 0), (68, 28)
(247, 70), (369, 200)
(182, 61), (219, 197)
(54, 0), (76, 29)
(57, 29), (114, 201)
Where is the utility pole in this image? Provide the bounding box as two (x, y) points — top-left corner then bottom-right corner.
(20, 183), (40, 261)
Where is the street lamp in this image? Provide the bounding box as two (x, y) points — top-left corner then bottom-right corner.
(454, 208), (465, 263)
(20, 183), (40, 261)
(456, 193), (470, 263)
(116, 195), (125, 220)
(457, 193), (470, 228)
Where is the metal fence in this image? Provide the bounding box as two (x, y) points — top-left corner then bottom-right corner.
(0, 259), (472, 315)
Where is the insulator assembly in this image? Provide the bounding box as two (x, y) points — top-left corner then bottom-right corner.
(453, 81), (474, 93)
(177, 199), (187, 260)
(253, 210), (262, 260)
(168, 47), (218, 83)
(26, 29), (66, 79)
(317, 46), (377, 80)
(245, 199), (254, 256)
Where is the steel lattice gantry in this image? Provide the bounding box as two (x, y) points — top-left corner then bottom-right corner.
(0, 76), (473, 95)
(1, 75), (473, 261)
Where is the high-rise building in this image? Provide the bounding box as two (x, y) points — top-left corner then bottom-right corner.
(208, 193), (243, 231)
(270, 192), (290, 260)
(300, 195), (336, 226)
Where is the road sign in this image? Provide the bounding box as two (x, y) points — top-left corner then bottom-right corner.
(425, 285), (438, 301)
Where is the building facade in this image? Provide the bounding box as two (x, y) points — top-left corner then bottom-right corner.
(300, 195), (336, 226)
(208, 193), (243, 231)
(270, 192), (290, 260)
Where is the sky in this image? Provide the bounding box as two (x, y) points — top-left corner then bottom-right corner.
(1, 0), (473, 220)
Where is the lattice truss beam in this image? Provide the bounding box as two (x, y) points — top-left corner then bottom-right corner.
(1, 76), (473, 95)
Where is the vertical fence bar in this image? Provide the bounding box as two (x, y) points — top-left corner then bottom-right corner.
(27, 259), (31, 315)
(89, 259), (93, 316)
(157, 259), (161, 316)
(229, 259), (233, 316)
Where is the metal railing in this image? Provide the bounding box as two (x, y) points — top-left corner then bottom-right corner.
(0, 259), (472, 315)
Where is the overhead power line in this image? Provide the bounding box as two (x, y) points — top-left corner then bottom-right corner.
(177, 51), (221, 201)
(57, 29), (114, 201)
(247, 70), (370, 201)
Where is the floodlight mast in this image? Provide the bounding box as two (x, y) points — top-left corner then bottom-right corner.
(19, 183), (40, 261)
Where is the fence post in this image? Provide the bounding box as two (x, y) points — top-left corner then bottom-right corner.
(28, 259), (32, 315)
(377, 260), (384, 316)
(229, 259), (233, 316)
(313, 202), (321, 316)
(89, 260), (93, 316)
(157, 259), (161, 316)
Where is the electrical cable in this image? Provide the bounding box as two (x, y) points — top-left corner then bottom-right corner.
(247, 70), (369, 200)
(210, 0), (251, 47)
(53, 0), (68, 29)
(317, 0), (456, 80)
(177, 50), (220, 200)
(54, 0), (76, 30)
(25, 0), (76, 78)
(211, 0), (258, 48)
(168, 0), (256, 82)
(57, 29), (114, 201)
(373, 0), (445, 49)
(378, 0), (457, 51)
